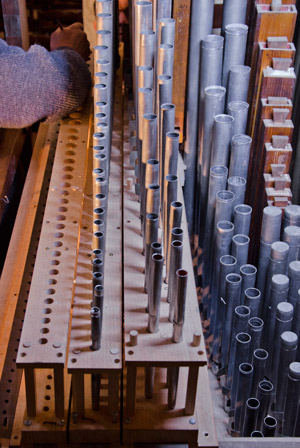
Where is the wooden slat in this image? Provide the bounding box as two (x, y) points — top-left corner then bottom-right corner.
(16, 105), (91, 369)
(1, 0), (29, 49)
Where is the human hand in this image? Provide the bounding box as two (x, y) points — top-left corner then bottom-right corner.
(50, 22), (91, 61)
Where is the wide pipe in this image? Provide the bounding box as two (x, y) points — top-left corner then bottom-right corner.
(231, 234), (250, 272)
(233, 204), (252, 236)
(227, 100), (249, 134)
(227, 176), (247, 209)
(229, 134), (252, 181)
(240, 264), (257, 305)
(282, 362), (300, 436)
(210, 114), (234, 169)
(168, 240), (183, 322)
(283, 226), (300, 266)
(244, 287), (261, 317)
(222, 24), (248, 90)
(227, 65), (251, 106)
(234, 363), (254, 434)
(221, 0), (248, 35)
(242, 397), (260, 437)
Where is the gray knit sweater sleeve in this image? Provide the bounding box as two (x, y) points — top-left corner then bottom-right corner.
(0, 39), (91, 128)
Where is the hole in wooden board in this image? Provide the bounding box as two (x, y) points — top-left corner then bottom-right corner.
(43, 406), (49, 412)
(40, 328), (49, 334)
(63, 173), (73, 179)
(44, 395), (51, 400)
(53, 241), (63, 247)
(56, 224), (65, 230)
(49, 269), (59, 275)
(65, 141), (78, 148)
(114, 359), (120, 364)
(47, 375), (53, 380)
(60, 190), (70, 196)
(39, 338), (48, 345)
(48, 279), (57, 285)
(71, 358), (77, 363)
(45, 385), (51, 390)
(65, 150), (76, 156)
(54, 232), (64, 238)
(59, 198), (69, 205)
(58, 207), (68, 213)
(41, 318), (51, 324)
(51, 260), (60, 266)
(198, 350), (204, 356)
(46, 289), (55, 295)
(61, 182), (71, 188)
(67, 135), (79, 141)
(67, 128), (79, 134)
(64, 158), (75, 164)
(43, 308), (52, 315)
(20, 353), (26, 357)
(128, 350), (134, 355)
(52, 251), (61, 257)
(56, 215), (66, 221)
(57, 353), (63, 357)
(69, 113), (81, 119)
(64, 166), (74, 172)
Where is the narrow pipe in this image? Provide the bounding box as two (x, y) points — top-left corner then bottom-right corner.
(166, 201), (183, 280)
(93, 284), (104, 311)
(144, 213), (159, 294)
(163, 174), (178, 261)
(262, 416), (277, 437)
(229, 134), (252, 181)
(92, 230), (105, 253)
(230, 332), (251, 410)
(163, 131), (179, 209)
(227, 176), (247, 209)
(97, 13), (113, 33)
(221, 0), (248, 35)
(240, 265), (257, 305)
(145, 184), (160, 219)
(248, 317), (264, 360)
(91, 306), (102, 351)
(94, 83), (109, 104)
(93, 207), (106, 224)
(94, 44), (109, 62)
(138, 65), (153, 90)
(91, 373), (101, 410)
(231, 234), (250, 272)
(227, 65), (251, 107)
(288, 260), (300, 307)
(168, 240), (183, 321)
(147, 253), (164, 333)
(234, 363), (254, 434)
(96, 0), (113, 14)
(139, 30), (156, 67)
(233, 204), (252, 236)
(92, 248), (103, 261)
(210, 114), (234, 168)
(250, 349), (269, 398)
(214, 191), (235, 233)
(257, 380), (274, 430)
(144, 366), (155, 399)
(137, 88), (154, 179)
(156, 44), (174, 114)
(282, 362), (300, 436)
(92, 272), (103, 292)
(92, 257), (104, 275)
(167, 366), (179, 409)
(172, 269), (188, 343)
(283, 226), (300, 267)
(242, 397), (260, 437)
(227, 100), (249, 134)
(158, 17), (176, 46)
(250, 430), (264, 437)
(244, 287), (261, 317)
(222, 24), (248, 89)
(159, 103), (176, 206)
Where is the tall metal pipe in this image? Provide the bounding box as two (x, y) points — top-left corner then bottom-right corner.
(242, 397), (260, 437)
(92, 257), (104, 275)
(97, 13), (113, 33)
(233, 204), (252, 236)
(147, 253), (164, 333)
(244, 287), (261, 317)
(270, 302), (294, 383)
(275, 331), (298, 412)
(229, 134), (252, 180)
(92, 230), (105, 252)
(234, 363), (254, 434)
(282, 362), (300, 436)
(94, 44), (109, 64)
(93, 284), (104, 310)
(257, 380), (274, 429)
(240, 265), (257, 305)
(283, 226), (300, 266)
(172, 269), (188, 343)
(210, 114), (234, 168)
(168, 240), (183, 322)
(91, 306), (102, 351)
(138, 65), (153, 90)
(167, 366), (179, 409)
(152, 0), (172, 34)
(222, 24), (248, 90)
(93, 271), (103, 292)
(145, 183), (160, 218)
(145, 159), (159, 187)
(137, 88), (154, 177)
(227, 176), (247, 209)
(144, 213), (159, 294)
(197, 86), (226, 249)
(183, 0), (214, 233)
(220, 272), (242, 370)
(230, 332), (251, 410)
(227, 100), (249, 134)
(250, 349), (269, 398)
(221, 0), (248, 35)
(211, 255), (237, 371)
(163, 132), (179, 197)
(139, 30), (156, 67)
(263, 241), (290, 309)
(96, 0), (113, 14)
(166, 201), (183, 280)
(159, 103), (176, 206)
(231, 234), (250, 272)
(94, 83), (109, 104)
(248, 317), (264, 358)
(227, 65), (251, 107)
(158, 17), (176, 46)
(214, 191), (235, 232)
(288, 260), (300, 307)
(156, 44), (174, 114)
(163, 174), (178, 260)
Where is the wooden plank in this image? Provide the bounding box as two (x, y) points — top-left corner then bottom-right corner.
(16, 105), (91, 370)
(1, 0), (29, 49)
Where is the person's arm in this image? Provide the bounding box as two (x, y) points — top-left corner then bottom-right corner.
(0, 23), (91, 129)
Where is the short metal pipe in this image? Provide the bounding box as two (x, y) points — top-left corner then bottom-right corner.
(92, 272), (103, 292)
(214, 191), (235, 232)
(163, 174), (178, 261)
(227, 65), (251, 107)
(231, 234), (250, 272)
(242, 397), (260, 437)
(147, 253), (164, 333)
(93, 284), (104, 310)
(227, 100), (249, 134)
(139, 30), (156, 67)
(240, 265), (257, 306)
(229, 134), (252, 181)
(234, 363), (254, 434)
(244, 287), (261, 317)
(167, 366), (179, 409)
(168, 240), (183, 321)
(97, 13), (113, 34)
(156, 44), (174, 114)
(261, 206), (282, 245)
(91, 306), (102, 351)
(233, 204), (252, 236)
(138, 65), (153, 90)
(227, 176), (247, 209)
(282, 362), (300, 436)
(172, 269), (188, 343)
(96, 0), (113, 14)
(92, 257), (104, 275)
(222, 24), (248, 89)
(283, 204), (300, 229)
(92, 230), (105, 253)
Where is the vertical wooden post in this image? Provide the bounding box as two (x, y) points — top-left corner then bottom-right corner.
(1, 0), (29, 49)
(125, 365), (137, 418)
(72, 373), (85, 417)
(54, 366), (65, 420)
(24, 367), (36, 417)
(108, 373), (119, 417)
(185, 365), (199, 416)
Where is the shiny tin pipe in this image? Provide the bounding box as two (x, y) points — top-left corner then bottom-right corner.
(261, 206), (282, 244)
(152, 0), (172, 33)
(163, 174), (178, 260)
(92, 230), (105, 253)
(222, 24), (248, 89)
(137, 88), (154, 165)
(144, 183), (160, 254)
(145, 240), (163, 306)
(214, 191), (235, 232)
(96, 30), (112, 56)
(93, 284), (104, 310)
(227, 100), (249, 134)
(244, 287), (261, 317)
(92, 257), (104, 275)
(157, 76), (173, 147)
(242, 398), (260, 437)
(183, 0), (214, 232)
(138, 65), (153, 89)
(147, 253), (164, 333)
(221, 0), (248, 35)
(250, 430), (264, 437)
(231, 234), (250, 272)
(94, 83), (109, 104)
(257, 380), (273, 429)
(227, 65), (251, 107)
(139, 30), (156, 67)
(97, 12), (113, 33)
(95, 59), (112, 82)
(92, 248), (103, 261)
(283, 204), (300, 229)
(144, 213), (159, 293)
(94, 44), (109, 63)
(93, 131), (106, 148)
(283, 226), (300, 266)
(94, 177), (108, 196)
(167, 366), (179, 409)
(234, 363), (254, 434)
(93, 153), (107, 172)
(282, 362), (300, 436)
(227, 176), (246, 209)
(233, 204), (252, 236)
(240, 265), (257, 305)
(275, 331), (298, 412)
(172, 269), (188, 343)
(96, 0), (113, 14)
(145, 159), (159, 187)
(166, 201), (183, 279)
(134, 1), (153, 95)
(163, 131), (179, 199)
(288, 260), (300, 307)
(229, 134), (252, 180)
(141, 113), (158, 220)
(93, 206), (106, 223)
(230, 332), (251, 409)
(248, 317), (264, 359)
(210, 114), (234, 169)
(251, 349), (269, 398)
(263, 416), (277, 437)
(156, 44), (174, 114)
(159, 103), (176, 206)
(91, 306), (102, 351)
(220, 272), (242, 369)
(168, 240), (183, 320)
(94, 193), (107, 209)
(158, 17), (176, 46)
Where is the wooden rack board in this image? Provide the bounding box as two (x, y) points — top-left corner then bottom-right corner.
(123, 94), (217, 446)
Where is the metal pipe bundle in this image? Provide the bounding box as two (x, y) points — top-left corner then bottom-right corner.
(222, 24), (248, 90)
(210, 114), (234, 168)
(183, 1), (214, 232)
(227, 100), (249, 134)
(147, 253), (164, 333)
(227, 65), (251, 107)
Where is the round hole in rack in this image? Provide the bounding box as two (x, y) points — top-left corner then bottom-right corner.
(5, 399), (9, 403)
(46, 289), (55, 295)
(44, 395), (51, 400)
(20, 353), (26, 357)
(56, 215), (66, 221)
(54, 232), (64, 238)
(65, 142), (78, 148)
(63, 174), (73, 179)
(128, 350), (134, 355)
(52, 251), (61, 257)
(61, 182), (71, 188)
(73, 220), (77, 224)
(60, 190), (70, 196)
(64, 247), (69, 251)
(198, 350), (204, 356)
(49, 269), (59, 275)
(64, 158), (75, 164)
(64, 166), (74, 172)
(43, 308), (52, 315)
(59, 198), (69, 205)
(44, 298), (54, 304)
(48, 279), (57, 285)
(51, 260), (60, 266)
(53, 241), (63, 247)
(43, 406), (49, 412)
(41, 318), (51, 324)
(40, 328), (49, 334)
(65, 150), (76, 156)
(114, 359), (120, 364)
(39, 338), (48, 345)
(56, 224), (65, 230)
(57, 352), (63, 358)
(58, 207), (68, 213)
(67, 135), (79, 141)
(83, 226), (88, 230)
(47, 375), (53, 380)
(45, 385), (51, 390)
(67, 128), (79, 134)
(69, 112), (81, 119)
(71, 358), (77, 363)
(126, 220), (131, 223)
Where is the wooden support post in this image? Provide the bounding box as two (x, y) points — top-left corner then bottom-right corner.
(72, 373), (85, 417)
(24, 367), (36, 418)
(54, 366), (64, 420)
(108, 373), (119, 417)
(125, 365), (137, 419)
(185, 365), (199, 416)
